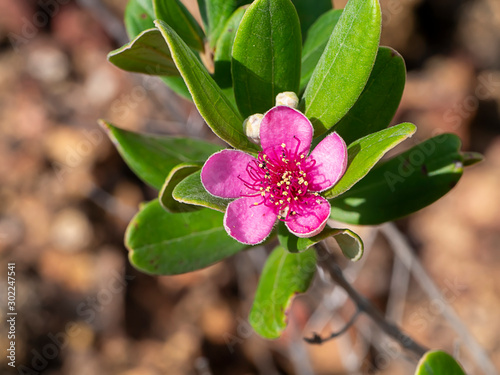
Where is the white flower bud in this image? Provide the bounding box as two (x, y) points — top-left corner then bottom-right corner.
(243, 113), (264, 144)
(276, 91), (299, 108)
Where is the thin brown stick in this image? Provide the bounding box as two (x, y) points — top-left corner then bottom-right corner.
(382, 223), (498, 375)
(304, 307), (361, 344)
(313, 242), (428, 358)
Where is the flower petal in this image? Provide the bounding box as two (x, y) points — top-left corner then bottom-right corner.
(308, 132), (348, 192)
(201, 150), (255, 198)
(224, 196), (277, 245)
(285, 196), (331, 238)
(260, 106), (313, 155)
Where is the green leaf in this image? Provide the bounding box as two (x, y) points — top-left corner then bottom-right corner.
(278, 223), (364, 260)
(300, 9), (343, 92)
(415, 351), (466, 375)
(213, 6), (246, 104)
(156, 20), (258, 152)
(232, 0), (302, 118)
(332, 229), (364, 261)
(301, 0), (381, 136)
(153, 0), (205, 51)
(108, 29), (179, 76)
(100, 120), (222, 190)
(291, 0), (332, 41)
(461, 151), (483, 166)
(159, 163), (202, 212)
(323, 122), (417, 199)
(332, 47), (407, 145)
(121, 0), (192, 99)
(126, 200), (246, 275)
(197, 0), (252, 47)
(249, 246), (316, 339)
(124, 0), (155, 39)
(172, 170), (231, 212)
(330, 134), (465, 225)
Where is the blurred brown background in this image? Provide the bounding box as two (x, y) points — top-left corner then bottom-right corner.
(0, 0), (499, 374)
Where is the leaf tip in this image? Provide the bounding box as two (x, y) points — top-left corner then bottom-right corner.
(97, 119), (113, 133)
(461, 151), (484, 167)
(153, 18), (167, 31)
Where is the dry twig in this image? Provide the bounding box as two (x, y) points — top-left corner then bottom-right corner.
(312, 242), (429, 358)
(382, 223), (498, 375)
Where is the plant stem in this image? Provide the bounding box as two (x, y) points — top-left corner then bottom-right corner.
(314, 242), (428, 358)
(304, 307), (361, 344)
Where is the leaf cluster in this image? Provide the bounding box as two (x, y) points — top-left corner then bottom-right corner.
(102, 0), (480, 353)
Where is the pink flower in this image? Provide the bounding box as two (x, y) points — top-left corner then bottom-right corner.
(201, 106), (348, 245)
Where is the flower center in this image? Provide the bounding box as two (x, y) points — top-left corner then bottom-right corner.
(242, 140), (319, 220)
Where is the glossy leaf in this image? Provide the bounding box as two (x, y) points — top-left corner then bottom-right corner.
(213, 6), (246, 104)
(197, 0), (252, 47)
(172, 170), (231, 212)
(126, 200), (246, 275)
(291, 0), (333, 40)
(156, 20), (258, 152)
(121, 0), (192, 99)
(323, 123), (417, 199)
(278, 223), (364, 260)
(333, 47), (407, 145)
(301, 0), (381, 136)
(300, 9), (343, 92)
(249, 246), (316, 339)
(153, 0), (205, 51)
(232, 0), (302, 118)
(108, 29), (179, 76)
(159, 163), (202, 212)
(124, 0), (155, 39)
(415, 351), (466, 375)
(100, 120), (222, 190)
(329, 134), (465, 225)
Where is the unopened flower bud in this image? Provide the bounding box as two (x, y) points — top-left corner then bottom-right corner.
(243, 113), (264, 144)
(276, 91), (299, 108)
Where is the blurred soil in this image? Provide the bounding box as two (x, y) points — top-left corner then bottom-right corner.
(0, 0), (499, 374)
